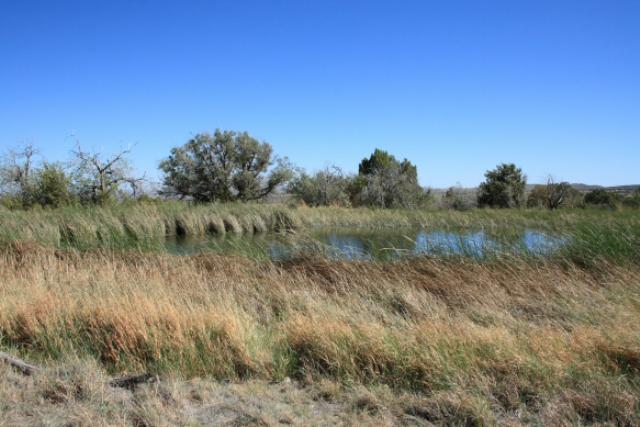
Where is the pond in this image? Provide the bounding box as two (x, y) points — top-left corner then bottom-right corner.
(165, 228), (568, 261)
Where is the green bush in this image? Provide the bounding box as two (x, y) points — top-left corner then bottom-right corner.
(584, 189), (619, 209)
(349, 149), (429, 208)
(477, 163), (526, 208)
(289, 166), (351, 207)
(32, 163), (74, 208)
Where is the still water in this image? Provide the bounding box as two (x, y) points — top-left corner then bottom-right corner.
(165, 228), (567, 261)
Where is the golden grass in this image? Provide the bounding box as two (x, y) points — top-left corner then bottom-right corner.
(1, 242), (639, 423)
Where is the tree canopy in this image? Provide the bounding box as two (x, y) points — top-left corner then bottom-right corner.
(160, 130), (292, 202)
(477, 163), (526, 208)
(351, 149), (428, 208)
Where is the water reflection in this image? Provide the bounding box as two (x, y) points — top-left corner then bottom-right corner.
(522, 230), (567, 254)
(309, 229), (566, 260)
(415, 230), (490, 257)
(166, 228), (567, 261)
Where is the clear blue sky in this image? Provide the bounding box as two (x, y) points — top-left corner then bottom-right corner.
(1, 0), (638, 187)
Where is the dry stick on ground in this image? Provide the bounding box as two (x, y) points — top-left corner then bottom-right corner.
(0, 351), (41, 376)
(1, 351), (155, 389)
(108, 373), (158, 390)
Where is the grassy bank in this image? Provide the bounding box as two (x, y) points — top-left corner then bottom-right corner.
(0, 202), (639, 264)
(1, 245), (640, 424)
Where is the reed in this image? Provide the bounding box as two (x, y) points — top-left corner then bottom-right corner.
(1, 202), (638, 264)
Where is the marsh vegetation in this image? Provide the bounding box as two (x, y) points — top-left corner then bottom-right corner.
(1, 203), (639, 425)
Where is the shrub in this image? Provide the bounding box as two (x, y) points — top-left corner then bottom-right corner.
(584, 189), (619, 209)
(443, 186), (476, 210)
(289, 166), (351, 207)
(349, 149), (429, 208)
(477, 163), (526, 208)
(527, 181), (583, 209)
(526, 185), (547, 209)
(32, 163), (74, 208)
(622, 188), (640, 208)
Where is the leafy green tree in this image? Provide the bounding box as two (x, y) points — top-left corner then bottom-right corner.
(32, 163), (74, 208)
(160, 130), (292, 202)
(584, 189), (619, 208)
(350, 149), (428, 208)
(357, 149), (407, 176)
(477, 163), (526, 208)
(289, 166), (351, 206)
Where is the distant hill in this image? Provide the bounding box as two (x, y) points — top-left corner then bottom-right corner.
(431, 184), (639, 197)
(565, 184), (639, 196)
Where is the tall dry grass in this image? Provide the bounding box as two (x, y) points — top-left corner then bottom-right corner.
(1, 242), (639, 424)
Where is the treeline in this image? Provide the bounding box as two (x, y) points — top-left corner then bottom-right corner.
(0, 143), (144, 209)
(1, 129), (638, 210)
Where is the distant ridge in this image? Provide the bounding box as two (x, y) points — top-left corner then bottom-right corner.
(565, 184), (639, 195)
(430, 184), (639, 196)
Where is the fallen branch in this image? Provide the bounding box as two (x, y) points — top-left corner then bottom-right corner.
(2, 350), (156, 390)
(0, 351), (41, 376)
(109, 373), (157, 390)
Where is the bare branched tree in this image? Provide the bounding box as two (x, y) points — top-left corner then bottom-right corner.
(0, 144), (42, 208)
(123, 174), (148, 198)
(546, 176), (569, 210)
(0, 144), (38, 194)
(71, 144), (138, 204)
